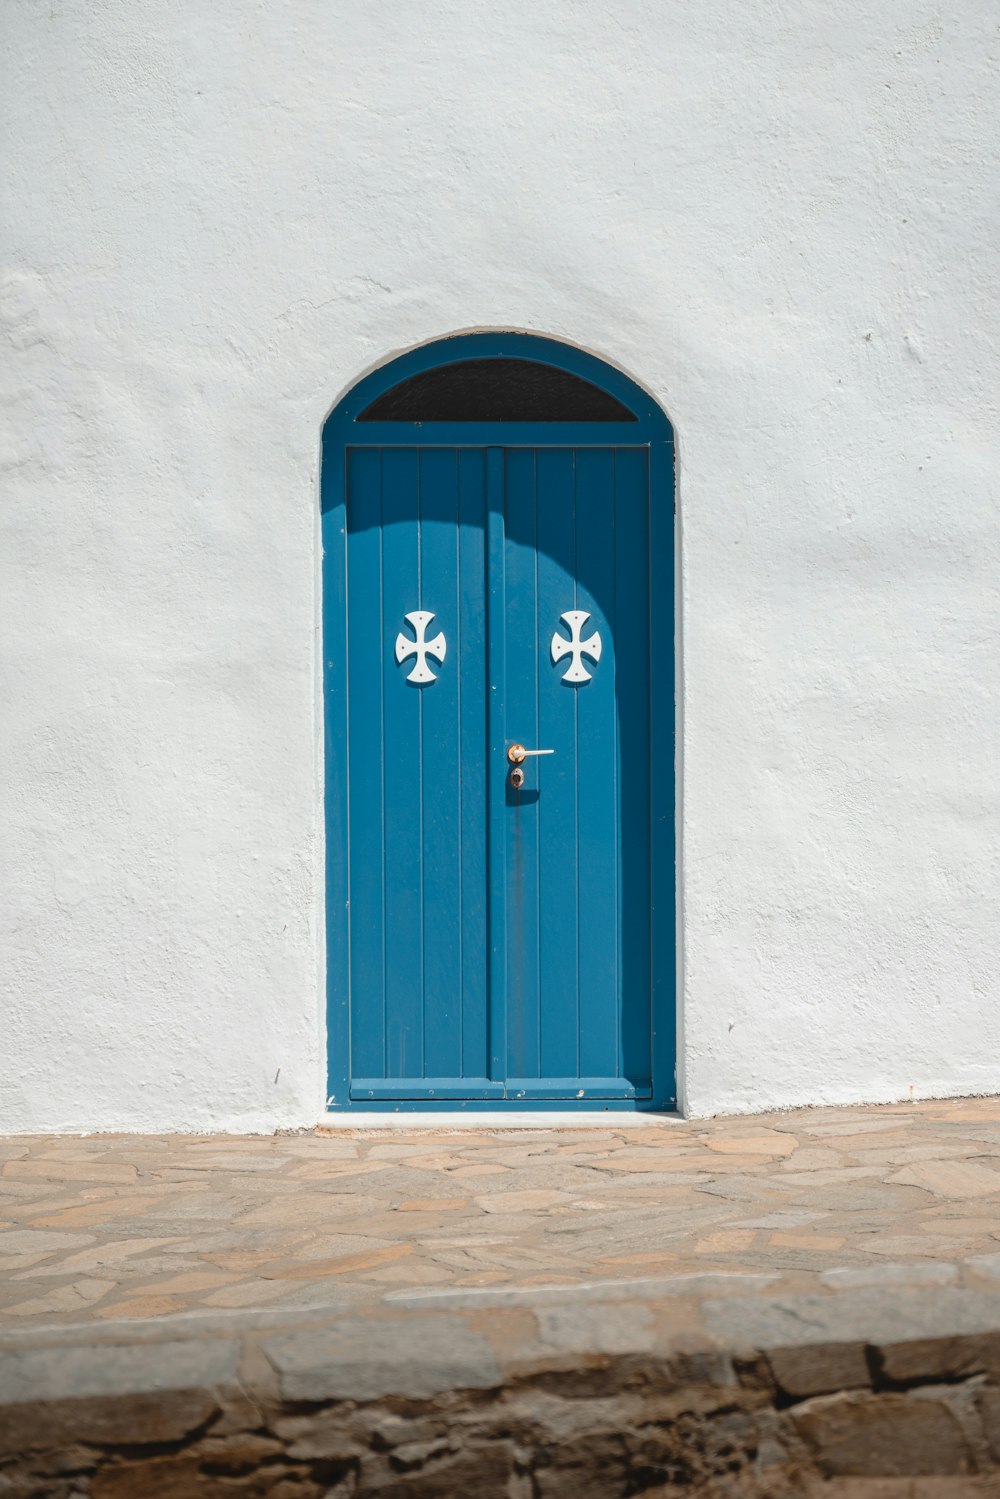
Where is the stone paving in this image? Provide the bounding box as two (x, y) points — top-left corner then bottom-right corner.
(1, 1097), (999, 1328)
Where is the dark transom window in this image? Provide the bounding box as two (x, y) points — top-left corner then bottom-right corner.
(357, 357), (637, 423)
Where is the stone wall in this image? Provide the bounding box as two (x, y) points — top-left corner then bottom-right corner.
(3, 1281), (1000, 1496)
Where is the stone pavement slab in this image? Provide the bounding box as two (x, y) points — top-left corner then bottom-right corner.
(0, 1097), (998, 1328)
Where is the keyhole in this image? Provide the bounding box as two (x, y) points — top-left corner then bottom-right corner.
(509, 767), (525, 790)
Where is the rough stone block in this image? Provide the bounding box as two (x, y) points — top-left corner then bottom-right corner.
(270, 1411), (367, 1462)
(263, 1315), (500, 1401)
(791, 1390), (969, 1477)
(665, 1344), (738, 1390)
(875, 1332), (1000, 1385)
(622, 1407), (758, 1491)
(360, 1442), (520, 1498)
(806, 1481), (1000, 1496)
(704, 1287), (1000, 1357)
(766, 1340), (872, 1398)
(532, 1433), (630, 1499)
(93, 1462), (211, 1499)
(0, 1338), (239, 1450)
(534, 1301), (653, 1355)
(3, 1387), (221, 1456)
(195, 1434), (287, 1475)
(979, 1385), (1000, 1463)
(89, 1454), (342, 1498)
(0, 1337), (239, 1407)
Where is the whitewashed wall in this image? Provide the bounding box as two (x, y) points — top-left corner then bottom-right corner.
(2, 1), (998, 1131)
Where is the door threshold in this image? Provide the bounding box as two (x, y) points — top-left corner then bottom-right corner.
(318, 1109), (683, 1130)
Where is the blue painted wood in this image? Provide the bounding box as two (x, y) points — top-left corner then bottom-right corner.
(417, 448), (462, 1081)
(648, 439), (677, 1103)
(502, 448), (541, 1079)
(378, 448), (424, 1081)
(322, 438), (351, 1109)
(486, 447), (508, 1084)
(457, 450), (490, 1082)
(346, 449), (386, 1084)
(573, 449), (620, 1083)
(503, 446), (651, 1099)
(333, 1101), (656, 1112)
(614, 448), (654, 1088)
(353, 1077), (504, 1101)
(505, 1077), (650, 1100)
(347, 446), (493, 1099)
(535, 449), (580, 1082)
(349, 421), (644, 449)
(323, 332), (676, 1112)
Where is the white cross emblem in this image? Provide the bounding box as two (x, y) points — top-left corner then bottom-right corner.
(551, 610), (602, 684)
(395, 610), (447, 684)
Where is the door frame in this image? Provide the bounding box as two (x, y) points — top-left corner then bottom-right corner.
(321, 332), (677, 1112)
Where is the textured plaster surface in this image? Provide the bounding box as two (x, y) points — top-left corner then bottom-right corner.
(1, 1), (999, 1131)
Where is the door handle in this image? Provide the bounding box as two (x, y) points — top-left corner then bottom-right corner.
(507, 743), (556, 765)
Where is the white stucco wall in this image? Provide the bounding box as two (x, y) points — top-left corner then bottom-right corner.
(2, 1), (998, 1131)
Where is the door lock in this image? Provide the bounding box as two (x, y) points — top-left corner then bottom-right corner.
(509, 766), (525, 790)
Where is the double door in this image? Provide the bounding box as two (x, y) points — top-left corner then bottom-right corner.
(344, 444), (653, 1102)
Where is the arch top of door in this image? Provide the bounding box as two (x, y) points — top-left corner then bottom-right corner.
(323, 331), (674, 453)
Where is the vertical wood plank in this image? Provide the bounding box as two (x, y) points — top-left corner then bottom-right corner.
(614, 447), (653, 1088)
(503, 447), (541, 1080)
(535, 447), (581, 1081)
(418, 449), (462, 1080)
(486, 447), (507, 1085)
(346, 448), (386, 1083)
(648, 438), (677, 1107)
(458, 448), (490, 1080)
(380, 447), (423, 1079)
(573, 448), (619, 1080)
(324, 439), (352, 1107)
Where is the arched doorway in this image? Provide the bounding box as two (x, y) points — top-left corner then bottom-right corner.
(322, 333), (675, 1110)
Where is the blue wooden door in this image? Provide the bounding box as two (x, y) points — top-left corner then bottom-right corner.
(345, 443), (652, 1103)
(346, 447), (497, 1100)
(498, 448), (651, 1101)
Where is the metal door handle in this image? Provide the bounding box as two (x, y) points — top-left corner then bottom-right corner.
(507, 743), (555, 765)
